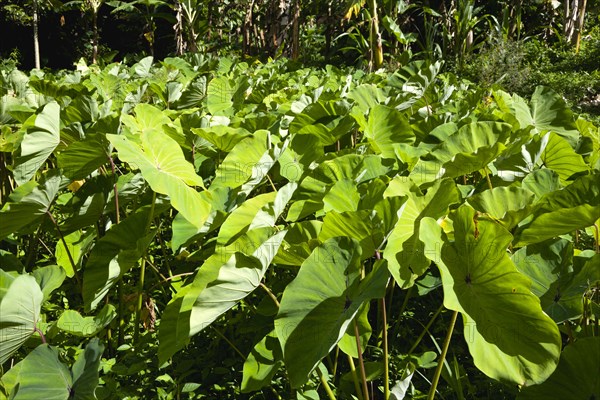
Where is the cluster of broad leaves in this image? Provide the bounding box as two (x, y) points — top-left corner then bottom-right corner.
(0, 54), (599, 399)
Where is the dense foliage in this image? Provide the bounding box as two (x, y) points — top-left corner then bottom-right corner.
(0, 54), (599, 399)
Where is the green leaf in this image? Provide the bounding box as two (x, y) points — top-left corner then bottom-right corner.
(518, 337), (600, 400)
(0, 344), (72, 400)
(71, 338), (105, 400)
(540, 133), (588, 182)
(364, 104), (414, 159)
(289, 100), (355, 145)
(0, 275), (43, 365)
(521, 86), (579, 144)
(348, 84), (387, 113)
(54, 230), (95, 278)
(385, 178), (459, 288)
(170, 187), (231, 251)
(57, 304), (116, 337)
(0, 170), (61, 241)
(521, 169), (561, 201)
(423, 207), (561, 385)
(13, 101), (61, 185)
(158, 230), (286, 364)
(241, 330), (283, 393)
(513, 241), (599, 323)
(207, 76), (234, 115)
(433, 121), (511, 178)
(515, 173), (600, 246)
(32, 265), (65, 302)
(107, 121), (211, 228)
(275, 237), (388, 388)
(191, 125), (251, 152)
(319, 210), (384, 260)
(217, 193), (276, 246)
(211, 130), (277, 194)
(57, 134), (109, 180)
(467, 186), (535, 230)
(82, 206), (157, 311)
(322, 179), (360, 213)
(337, 302), (371, 358)
(218, 182), (296, 246)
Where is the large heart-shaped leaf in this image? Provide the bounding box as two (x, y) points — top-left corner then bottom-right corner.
(0, 344), (72, 400)
(518, 337), (600, 399)
(0, 339), (104, 400)
(211, 130), (281, 196)
(191, 125), (251, 152)
(158, 229), (286, 364)
(107, 125), (210, 228)
(71, 338), (105, 400)
(421, 206), (561, 386)
(57, 134), (109, 180)
(13, 101), (61, 185)
(467, 186), (535, 230)
(0, 275), (43, 365)
(385, 178), (459, 288)
(515, 173), (600, 246)
(0, 170), (61, 241)
(57, 304), (116, 337)
(241, 330), (284, 393)
(540, 132), (588, 182)
(289, 100), (355, 145)
(275, 237), (388, 388)
(363, 104), (414, 159)
(82, 205), (159, 311)
(517, 86), (579, 144)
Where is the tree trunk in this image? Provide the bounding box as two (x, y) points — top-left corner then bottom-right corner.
(368, 0), (383, 70)
(291, 0), (300, 59)
(574, 0), (587, 52)
(564, 0), (578, 43)
(33, 0), (41, 69)
(243, 0), (255, 56)
(324, 0), (332, 61)
(92, 9), (98, 63)
(207, 1), (213, 40)
(268, 0), (291, 56)
(174, 1), (184, 55)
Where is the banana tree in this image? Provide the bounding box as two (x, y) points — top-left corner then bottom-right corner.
(564, 0), (588, 51)
(172, 0), (204, 53)
(344, 0), (384, 70)
(107, 0), (169, 56)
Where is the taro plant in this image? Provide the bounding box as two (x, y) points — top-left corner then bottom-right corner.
(0, 56), (599, 399)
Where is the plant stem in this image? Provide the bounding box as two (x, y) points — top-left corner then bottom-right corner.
(259, 282), (280, 308)
(134, 192), (157, 344)
(25, 226), (42, 270)
(107, 152), (120, 224)
(211, 326), (246, 359)
(484, 167), (493, 191)
(34, 327), (46, 344)
(332, 345), (339, 377)
(354, 320), (370, 400)
(427, 310), (458, 400)
(317, 366), (337, 400)
(47, 211), (81, 287)
(117, 281), (124, 345)
(593, 223), (599, 254)
(380, 298), (389, 399)
(347, 355), (363, 400)
(134, 258), (147, 344)
(408, 303), (444, 356)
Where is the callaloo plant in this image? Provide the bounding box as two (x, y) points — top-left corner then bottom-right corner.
(0, 56), (599, 399)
